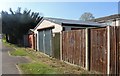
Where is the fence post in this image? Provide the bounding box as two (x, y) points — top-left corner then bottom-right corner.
(60, 32), (62, 61)
(85, 28), (89, 70)
(107, 26), (110, 74)
(0, 16), (2, 75)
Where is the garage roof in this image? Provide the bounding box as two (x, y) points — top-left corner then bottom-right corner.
(34, 17), (106, 30)
(45, 17), (105, 26)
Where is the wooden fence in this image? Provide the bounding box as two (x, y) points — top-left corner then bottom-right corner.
(62, 30), (86, 68)
(61, 26), (120, 74)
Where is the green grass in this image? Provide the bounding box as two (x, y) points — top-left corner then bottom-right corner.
(10, 48), (28, 56)
(2, 39), (59, 74)
(2, 39), (18, 48)
(2, 39), (28, 56)
(2, 39), (7, 43)
(3, 39), (59, 74)
(19, 62), (58, 74)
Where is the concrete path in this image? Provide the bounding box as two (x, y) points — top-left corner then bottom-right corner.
(2, 42), (30, 74)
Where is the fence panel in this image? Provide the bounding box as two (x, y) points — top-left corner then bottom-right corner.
(90, 28), (107, 74)
(110, 26), (117, 74)
(62, 29), (86, 68)
(109, 26), (120, 74)
(116, 26), (120, 74)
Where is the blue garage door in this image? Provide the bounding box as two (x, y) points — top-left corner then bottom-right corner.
(38, 31), (44, 52)
(44, 29), (52, 56)
(38, 29), (52, 56)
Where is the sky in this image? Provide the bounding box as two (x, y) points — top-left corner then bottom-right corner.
(0, 2), (119, 20)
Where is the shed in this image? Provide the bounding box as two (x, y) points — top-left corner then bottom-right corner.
(33, 17), (105, 57)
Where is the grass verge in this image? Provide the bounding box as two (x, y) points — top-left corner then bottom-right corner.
(10, 48), (28, 56)
(19, 62), (58, 74)
(2, 39), (60, 74)
(2, 39), (97, 74)
(2, 38), (18, 48)
(2, 39), (28, 56)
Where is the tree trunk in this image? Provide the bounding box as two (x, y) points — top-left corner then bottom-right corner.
(5, 34), (9, 42)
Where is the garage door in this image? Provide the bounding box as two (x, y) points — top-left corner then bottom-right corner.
(44, 29), (52, 56)
(38, 30), (44, 52)
(38, 29), (52, 56)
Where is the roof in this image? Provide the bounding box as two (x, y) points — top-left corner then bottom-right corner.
(28, 29), (34, 34)
(90, 14), (120, 22)
(45, 17), (104, 26)
(34, 17), (106, 30)
(29, 29), (34, 32)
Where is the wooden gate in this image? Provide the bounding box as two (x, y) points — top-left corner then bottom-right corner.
(62, 30), (86, 68)
(90, 28), (107, 73)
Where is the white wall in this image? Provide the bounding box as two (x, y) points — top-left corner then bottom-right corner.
(34, 20), (62, 33)
(101, 19), (120, 26)
(116, 19), (120, 26)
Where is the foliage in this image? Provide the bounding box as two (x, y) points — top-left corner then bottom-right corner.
(79, 12), (95, 21)
(1, 7), (43, 44)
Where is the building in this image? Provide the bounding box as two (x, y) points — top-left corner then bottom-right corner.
(90, 14), (120, 26)
(32, 17), (105, 57)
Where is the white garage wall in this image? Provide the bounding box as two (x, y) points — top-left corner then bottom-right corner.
(34, 20), (62, 33)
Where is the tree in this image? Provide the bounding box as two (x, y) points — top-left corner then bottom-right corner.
(79, 12), (95, 21)
(1, 7), (43, 44)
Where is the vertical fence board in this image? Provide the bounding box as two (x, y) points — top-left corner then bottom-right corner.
(66, 31), (69, 62)
(75, 31), (80, 65)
